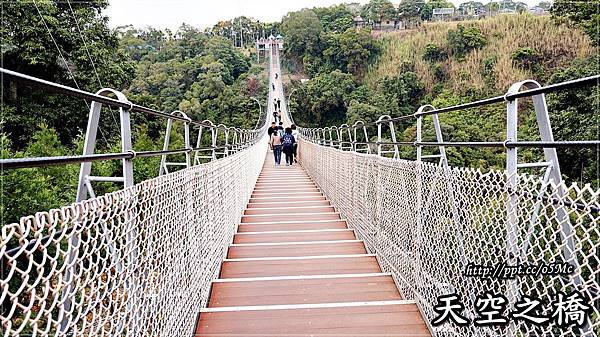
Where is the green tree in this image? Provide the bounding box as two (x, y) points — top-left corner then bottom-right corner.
(423, 43), (448, 62)
(361, 0), (397, 25)
(511, 47), (540, 72)
(374, 72), (425, 117)
(447, 24), (487, 58)
(281, 9), (323, 63)
(398, 0), (427, 23)
(292, 71), (357, 126)
(322, 28), (379, 77)
(551, 0), (600, 45)
(1, 0), (135, 148)
(546, 54), (600, 187)
(313, 5), (355, 32)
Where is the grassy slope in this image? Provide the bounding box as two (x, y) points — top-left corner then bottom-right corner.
(366, 14), (593, 93)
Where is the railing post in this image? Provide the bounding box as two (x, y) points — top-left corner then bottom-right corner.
(505, 83), (521, 337)
(416, 105), (448, 167)
(352, 121), (370, 154)
(159, 111), (191, 176)
(76, 88), (133, 202)
(505, 80), (589, 334)
(376, 115), (399, 158)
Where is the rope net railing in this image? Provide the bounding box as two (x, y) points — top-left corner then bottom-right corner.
(298, 139), (598, 336)
(1, 133), (268, 336)
(1, 62), (271, 335)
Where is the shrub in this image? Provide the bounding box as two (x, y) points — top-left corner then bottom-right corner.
(511, 47), (540, 70)
(447, 24), (487, 57)
(432, 63), (448, 82)
(423, 43), (448, 62)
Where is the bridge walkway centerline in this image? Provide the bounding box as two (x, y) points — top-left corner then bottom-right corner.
(193, 39), (432, 336)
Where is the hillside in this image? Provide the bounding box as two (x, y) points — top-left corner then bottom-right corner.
(283, 10), (597, 185)
(366, 14), (594, 94)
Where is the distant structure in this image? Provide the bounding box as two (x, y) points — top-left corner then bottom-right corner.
(498, 7), (517, 14)
(353, 16), (365, 29)
(432, 8), (455, 21)
(529, 6), (549, 15)
(377, 18), (401, 30)
(255, 35), (283, 62)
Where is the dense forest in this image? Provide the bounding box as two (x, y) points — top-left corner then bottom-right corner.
(284, 0), (598, 187)
(1, 0), (598, 225)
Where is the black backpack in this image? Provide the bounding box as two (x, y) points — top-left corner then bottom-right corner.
(282, 134), (294, 146)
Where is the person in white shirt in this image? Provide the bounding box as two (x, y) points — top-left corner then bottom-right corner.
(291, 124), (299, 163)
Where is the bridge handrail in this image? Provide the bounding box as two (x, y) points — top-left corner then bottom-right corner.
(376, 74), (600, 124)
(0, 67), (268, 171)
(300, 75), (600, 150)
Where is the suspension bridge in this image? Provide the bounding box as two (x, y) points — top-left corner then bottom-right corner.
(1, 38), (599, 337)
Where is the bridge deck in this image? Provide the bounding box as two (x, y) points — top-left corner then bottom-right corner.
(195, 159), (432, 336)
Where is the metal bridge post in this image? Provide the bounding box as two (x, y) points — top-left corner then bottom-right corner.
(159, 111), (191, 176)
(352, 121), (370, 154)
(215, 124), (230, 158)
(376, 115), (399, 158)
(69, 90), (134, 333)
(338, 124), (353, 151)
(505, 80), (589, 334)
(415, 105), (467, 308)
(194, 120), (217, 163)
(76, 88), (133, 202)
(331, 126), (339, 148)
(416, 105), (448, 166)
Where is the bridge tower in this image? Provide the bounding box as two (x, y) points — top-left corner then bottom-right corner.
(255, 34), (283, 62)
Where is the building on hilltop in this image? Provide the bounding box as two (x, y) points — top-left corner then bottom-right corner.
(432, 8), (455, 21)
(353, 16), (365, 29)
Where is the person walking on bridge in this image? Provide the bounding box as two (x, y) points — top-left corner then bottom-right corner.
(269, 128), (283, 166)
(268, 122), (276, 137)
(291, 124), (299, 163)
(282, 127), (296, 166)
(273, 110), (279, 123)
(276, 98), (281, 110)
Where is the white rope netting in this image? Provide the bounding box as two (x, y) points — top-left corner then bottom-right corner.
(298, 138), (599, 337)
(1, 135), (267, 336)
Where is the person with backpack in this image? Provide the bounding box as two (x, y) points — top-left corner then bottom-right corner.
(269, 128), (283, 165)
(281, 127), (296, 166)
(278, 122), (284, 137)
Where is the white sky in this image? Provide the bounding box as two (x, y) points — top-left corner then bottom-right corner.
(105, 0), (545, 31)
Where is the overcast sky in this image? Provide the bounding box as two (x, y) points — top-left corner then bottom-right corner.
(105, 0), (545, 31)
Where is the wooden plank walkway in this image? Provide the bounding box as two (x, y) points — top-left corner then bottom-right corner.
(195, 159), (433, 336)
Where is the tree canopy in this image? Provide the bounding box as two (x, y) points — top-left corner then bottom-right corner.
(551, 0), (600, 45)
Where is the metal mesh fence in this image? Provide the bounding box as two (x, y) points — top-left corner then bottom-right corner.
(1, 135), (267, 337)
(298, 138), (599, 337)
